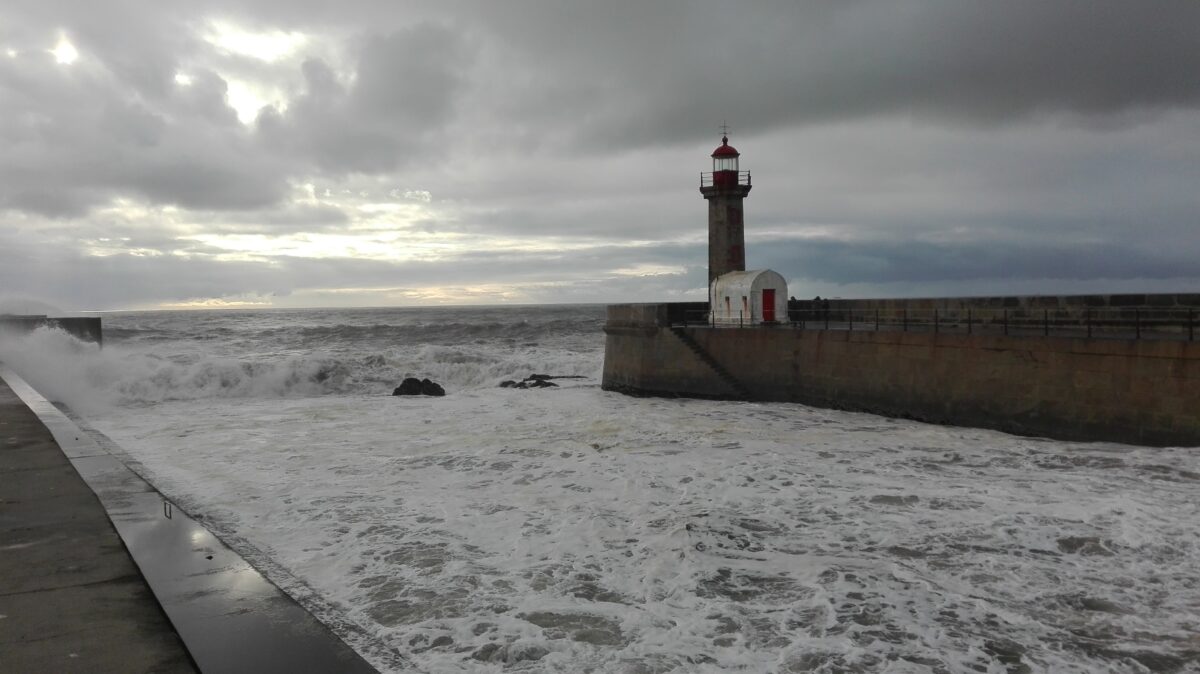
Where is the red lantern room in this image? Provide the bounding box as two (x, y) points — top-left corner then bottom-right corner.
(712, 135), (740, 173)
(703, 134), (751, 190)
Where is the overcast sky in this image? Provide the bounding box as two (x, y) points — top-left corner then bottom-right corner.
(2, 1), (1198, 312)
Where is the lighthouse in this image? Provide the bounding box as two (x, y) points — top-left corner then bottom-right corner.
(702, 132), (787, 326)
(700, 133), (752, 286)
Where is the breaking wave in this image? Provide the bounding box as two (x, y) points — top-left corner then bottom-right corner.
(0, 319), (602, 411)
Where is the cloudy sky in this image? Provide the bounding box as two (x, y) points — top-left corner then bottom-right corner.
(2, 1), (1198, 311)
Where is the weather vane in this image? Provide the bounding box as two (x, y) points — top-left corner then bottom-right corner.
(719, 120), (730, 137)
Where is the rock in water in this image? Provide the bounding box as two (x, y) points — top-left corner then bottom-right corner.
(392, 378), (446, 396)
(393, 378), (423, 395)
(498, 373), (580, 389)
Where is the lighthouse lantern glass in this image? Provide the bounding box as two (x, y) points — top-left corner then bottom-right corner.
(714, 155), (738, 172)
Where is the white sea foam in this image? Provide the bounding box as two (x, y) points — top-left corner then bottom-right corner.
(5, 306), (1199, 673)
(0, 307), (601, 409)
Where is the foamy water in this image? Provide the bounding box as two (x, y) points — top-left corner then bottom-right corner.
(2, 306), (1198, 673)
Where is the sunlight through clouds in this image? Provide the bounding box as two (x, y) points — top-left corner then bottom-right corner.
(186, 232), (461, 262)
(204, 20), (306, 62)
(224, 78), (281, 124)
(199, 20), (306, 123)
(51, 35), (78, 64)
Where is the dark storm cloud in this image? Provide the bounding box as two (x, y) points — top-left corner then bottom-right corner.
(0, 45), (289, 217)
(754, 238), (1198, 287)
(441, 0), (1200, 150)
(0, 8), (470, 218)
(256, 24), (471, 173)
(1, 0), (1198, 308)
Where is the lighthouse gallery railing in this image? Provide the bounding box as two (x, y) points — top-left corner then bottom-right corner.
(699, 171), (752, 188)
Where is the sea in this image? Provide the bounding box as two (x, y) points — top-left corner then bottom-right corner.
(1, 305), (1197, 673)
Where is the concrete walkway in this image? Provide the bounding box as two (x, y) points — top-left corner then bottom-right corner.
(0, 377), (196, 673)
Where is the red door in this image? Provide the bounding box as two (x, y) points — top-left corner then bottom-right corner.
(762, 289), (776, 322)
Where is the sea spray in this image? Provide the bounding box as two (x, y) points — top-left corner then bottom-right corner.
(0, 306), (605, 407)
(0, 325), (113, 413)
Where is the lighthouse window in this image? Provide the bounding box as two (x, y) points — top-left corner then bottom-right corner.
(714, 156), (738, 172)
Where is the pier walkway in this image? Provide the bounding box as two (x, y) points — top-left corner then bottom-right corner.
(0, 367), (392, 673)
(0, 376), (195, 672)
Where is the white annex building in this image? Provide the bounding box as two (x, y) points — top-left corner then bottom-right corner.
(710, 269), (788, 326)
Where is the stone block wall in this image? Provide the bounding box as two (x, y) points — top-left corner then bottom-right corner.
(602, 303), (1200, 446)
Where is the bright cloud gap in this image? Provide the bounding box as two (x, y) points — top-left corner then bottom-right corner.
(204, 20), (307, 62)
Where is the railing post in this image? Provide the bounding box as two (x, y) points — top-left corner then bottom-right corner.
(1135, 309), (1140, 339)
(1043, 309), (1049, 337)
(903, 308), (908, 332)
(875, 309), (880, 332)
(934, 309), (939, 334)
(824, 308), (829, 331)
(967, 309), (972, 335)
(1190, 308), (1195, 342)
(739, 310), (743, 328)
(1086, 309), (1092, 339)
(1003, 309), (1008, 336)
(849, 309), (853, 332)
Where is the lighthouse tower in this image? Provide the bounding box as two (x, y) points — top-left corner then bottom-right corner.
(700, 133), (752, 287)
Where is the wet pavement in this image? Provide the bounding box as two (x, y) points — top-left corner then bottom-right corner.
(0, 365), (391, 673)
(0, 371), (196, 673)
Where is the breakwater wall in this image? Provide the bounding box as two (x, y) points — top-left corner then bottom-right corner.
(602, 302), (1200, 447)
(790, 292), (1200, 314)
(0, 315), (102, 345)
(786, 293), (1200, 335)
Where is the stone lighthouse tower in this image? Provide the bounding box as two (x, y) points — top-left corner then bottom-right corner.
(700, 133), (752, 287)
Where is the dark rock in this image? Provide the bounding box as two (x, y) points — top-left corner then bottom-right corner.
(393, 378), (423, 396)
(393, 377), (445, 396)
(497, 371), (592, 390)
(501, 373), (586, 388)
(498, 375), (567, 389)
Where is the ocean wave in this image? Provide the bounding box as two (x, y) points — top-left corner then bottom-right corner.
(0, 324), (602, 408)
(277, 319), (602, 347)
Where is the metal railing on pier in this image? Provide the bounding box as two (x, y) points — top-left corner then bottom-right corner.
(671, 306), (1198, 342)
